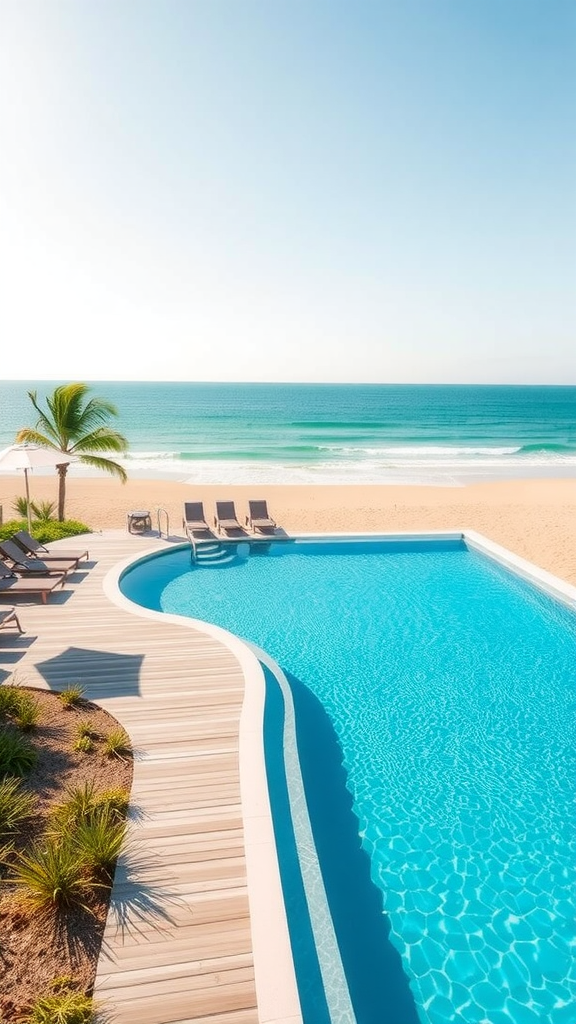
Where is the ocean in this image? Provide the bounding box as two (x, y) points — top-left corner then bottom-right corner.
(1, 382), (575, 486)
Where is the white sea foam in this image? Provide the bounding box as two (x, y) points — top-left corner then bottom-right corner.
(330, 445), (523, 457)
(65, 448), (576, 486)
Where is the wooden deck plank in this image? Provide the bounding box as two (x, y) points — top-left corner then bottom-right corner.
(1, 531), (258, 1024)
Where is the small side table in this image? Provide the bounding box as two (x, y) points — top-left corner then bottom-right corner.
(127, 510), (152, 534)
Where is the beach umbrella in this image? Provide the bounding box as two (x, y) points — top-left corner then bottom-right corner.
(0, 443), (76, 534)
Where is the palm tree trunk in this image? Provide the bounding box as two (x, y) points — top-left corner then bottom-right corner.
(57, 464), (69, 521)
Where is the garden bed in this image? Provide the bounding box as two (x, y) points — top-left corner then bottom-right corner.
(0, 683), (133, 1022)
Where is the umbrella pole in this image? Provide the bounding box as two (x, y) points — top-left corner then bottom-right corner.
(24, 468), (32, 534)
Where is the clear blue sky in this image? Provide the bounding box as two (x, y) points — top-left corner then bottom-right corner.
(1, 0), (574, 383)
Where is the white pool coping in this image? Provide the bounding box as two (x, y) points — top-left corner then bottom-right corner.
(104, 531), (576, 1024)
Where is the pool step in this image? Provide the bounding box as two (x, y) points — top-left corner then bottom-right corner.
(193, 542), (236, 565)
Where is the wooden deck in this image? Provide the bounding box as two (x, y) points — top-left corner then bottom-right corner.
(0, 530), (258, 1024)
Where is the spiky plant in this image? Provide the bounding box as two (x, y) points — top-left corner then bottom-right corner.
(47, 782), (97, 839)
(0, 728), (38, 777)
(30, 499), (57, 523)
(73, 735), (94, 753)
(19, 986), (97, 1023)
(72, 805), (127, 884)
(102, 728), (131, 760)
(11, 692), (41, 732)
(76, 720), (98, 740)
(9, 838), (94, 913)
(58, 684), (85, 709)
(94, 787), (130, 820)
(12, 495), (31, 519)
(0, 684), (20, 719)
(0, 776), (35, 841)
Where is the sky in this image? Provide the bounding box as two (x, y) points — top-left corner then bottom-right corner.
(0, 0), (574, 384)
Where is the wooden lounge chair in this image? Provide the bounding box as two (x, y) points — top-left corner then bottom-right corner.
(0, 564), (66, 604)
(12, 529), (89, 566)
(0, 606), (23, 633)
(214, 501), (244, 536)
(183, 502), (211, 537)
(246, 500), (277, 534)
(0, 540), (77, 578)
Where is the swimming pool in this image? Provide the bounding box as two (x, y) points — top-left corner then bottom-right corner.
(119, 536), (576, 1024)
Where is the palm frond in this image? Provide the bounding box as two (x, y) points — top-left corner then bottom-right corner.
(25, 390), (63, 446)
(71, 427), (128, 456)
(14, 427), (60, 451)
(78, 396), (120, 431)
(76, 455), (128, 483)
(46, 384), (89, 448)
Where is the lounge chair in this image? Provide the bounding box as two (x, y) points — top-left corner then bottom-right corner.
(0, 564), (66, 604)
(246, 500), (277, 534)
(214, 501), (244, 535)
(0, 540), (77, 578)
(0, 606), (23, 633)
(12, 529), (89, 566)
(183, 502), (211, 537)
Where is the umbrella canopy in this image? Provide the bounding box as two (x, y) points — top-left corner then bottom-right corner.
(0, 444), (76, 533)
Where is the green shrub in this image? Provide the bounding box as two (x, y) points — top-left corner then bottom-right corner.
(58, 684), (86, 709)
(0, 684), (20, 719)
(12, 496), (31, 519)
(0, 682), (40, 731)
(19, 986), (97, 1023)
(0, 728), (38, 777)
(72, 805), (127, 883)
(102, 728), (131, 760)
(95, 786), (130, 820)
(76, 720), (98, 740)
(12, 497), (58, 523)
(73, 735), (94, 753)
(48, 783), (97, 838)
(0, 776), (35, 840)
(0, 518), (91, 543)
(35, 520), (91, 543)
(32, 499), (58, 523)
(12, 692), (41, 732)
(9, 838), (94, 913)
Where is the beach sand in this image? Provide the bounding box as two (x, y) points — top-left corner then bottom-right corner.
(1, 475), (575, 586)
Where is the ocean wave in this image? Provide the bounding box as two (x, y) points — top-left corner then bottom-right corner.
(100, 444), (576, 486)
(518, 442), (576, 454)
(324, 445), (523, 457)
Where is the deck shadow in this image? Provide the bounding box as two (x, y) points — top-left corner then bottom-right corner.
(101, 844), (187, 948)
(282, 670), (419, 1024)
(35, 647), (144, 700)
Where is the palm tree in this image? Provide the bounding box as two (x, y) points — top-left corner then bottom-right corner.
(16, 383), (128, 521)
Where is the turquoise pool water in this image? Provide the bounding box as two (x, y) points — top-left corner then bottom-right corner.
(120, 539), (576, 1024)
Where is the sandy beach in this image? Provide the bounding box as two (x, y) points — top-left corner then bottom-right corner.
(1, 474), (574, 587)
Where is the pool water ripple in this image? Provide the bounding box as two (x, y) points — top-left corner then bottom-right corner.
(120, 540), (576, 1024)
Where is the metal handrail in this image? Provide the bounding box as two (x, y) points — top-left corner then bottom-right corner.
(156, 507), (170, 539)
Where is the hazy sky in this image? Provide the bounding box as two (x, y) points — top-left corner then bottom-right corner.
(1, 1), (574, 384)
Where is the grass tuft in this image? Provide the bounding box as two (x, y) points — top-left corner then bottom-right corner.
(95, 787), (130, 820)
(0, 727), (38, 777)
(72, 805), (127, 884)
(73, 735), (94, 753)
(12, 692), (41, 732)
(9, 839), (94, 914)
(76, 720), (98, 740)
(0, 682), (41, 732)
(0, 776), (36, 841)
(20, 986), (97, 1023)
(58, 685), (86, 710)
(47, 783), (96, 838)
(101, 728), (131, 760)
